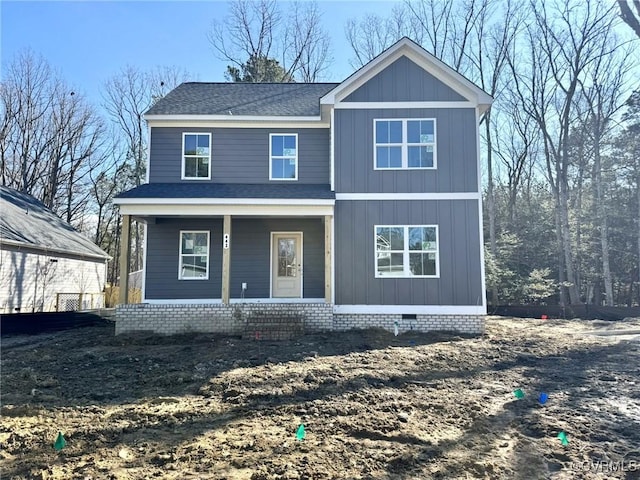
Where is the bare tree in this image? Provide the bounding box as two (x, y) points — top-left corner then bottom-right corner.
(619, 0), (640, 37)
(209, 0), (332, 81)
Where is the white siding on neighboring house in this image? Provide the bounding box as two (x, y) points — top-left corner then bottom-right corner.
(0, 248), (108, 313)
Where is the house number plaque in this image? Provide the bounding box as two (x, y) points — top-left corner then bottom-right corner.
(223, 234), (230, 249)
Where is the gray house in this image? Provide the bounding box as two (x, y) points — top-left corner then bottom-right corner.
(0, 186), (110, 313)
(113, 37), (492, 335)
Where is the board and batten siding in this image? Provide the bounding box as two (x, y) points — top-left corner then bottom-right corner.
(145, 218), (325, 300)
(149, 127), (330, 184)
(334, 108), (478, 194)
(0, 247), (107, 313)
(334, 199), (483, 306)
(343, 56), (467, 102)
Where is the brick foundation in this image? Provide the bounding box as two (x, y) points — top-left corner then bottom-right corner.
(115, 303), (485, 336)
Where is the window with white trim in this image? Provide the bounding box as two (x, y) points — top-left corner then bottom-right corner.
(179, 231), (210, 279)
(270, 133), (298, 180)
(182, 133), (211, 179)
(375, 225), (439, 277)
(374, 119), (436, 169)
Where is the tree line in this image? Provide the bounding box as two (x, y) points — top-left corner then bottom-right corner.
(1, 0), (639, 306)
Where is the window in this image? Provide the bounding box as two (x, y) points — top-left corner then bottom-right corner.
(270, 133), (298, 180)
(182, 133), (211, 179)
(374, 119), (436, 169)
(179, 231), (210, 279)
(375, 225), (439, 277)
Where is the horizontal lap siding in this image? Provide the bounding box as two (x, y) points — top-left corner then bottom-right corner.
(145, 218), (324, 300)
(343, 56), (467, 102)
(149, 127), (330, 184)
(335, 108), (477, 193)
(334, 200), (483, 306)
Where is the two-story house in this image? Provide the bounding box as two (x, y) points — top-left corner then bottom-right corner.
(113, 37), (493, 336)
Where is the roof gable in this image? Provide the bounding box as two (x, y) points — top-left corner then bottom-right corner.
(343, 55), (467, 102)
(0, 187), (109, 260)
(322, 37), (492, 111)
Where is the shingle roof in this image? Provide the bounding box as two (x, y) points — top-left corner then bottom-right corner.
(0, 187), (110, 260)
(146, 82), (339, 117)
(115, 183), (334, 200)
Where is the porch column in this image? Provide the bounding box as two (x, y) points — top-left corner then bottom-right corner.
(118, 214), (131, 305)
(221, 215), (231, 304)
(324, 215), (332, 303)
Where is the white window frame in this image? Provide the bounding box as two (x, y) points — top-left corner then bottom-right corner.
(373, 119), (437, 170)
(269, 133), (298, 181)
(374, 225), (439, 278)
(181, 132), (212, 180)
(178, 230), (210, 280)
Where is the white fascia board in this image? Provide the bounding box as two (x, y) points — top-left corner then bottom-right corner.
(335, 193), (480, 201)
(117, 203), (335, 217)
(321, 38), (493, 109)
(333, 305), (487, 315)
(145, 115), (328, 129)
(0, 239), (111, 261)
(114, 197), (335, 206)
(334, 101), (476, 109)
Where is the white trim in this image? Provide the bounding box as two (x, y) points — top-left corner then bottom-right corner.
(373, 118), (437, 170)
(335, 101), (475, 109)
(270, 231), (304, 299)
(269, 133), (299, 181)
(146, 114), (322, 123)
(330, 108), (335, 191)
(145, 125), (151, 184)
(178, 230), (210, 280)
(181, 132), (212, 180)
(374, 225), (439, 278)
(335, 193), (480, 201)
(320, 38), (493, 110)
(115, 197), (334, 206)
(147, 120), (330, 129)
(118, 203), (335, 217)
(476, 106), (488, 310)
(231, 297), (323, 304)
(330, 215), (335, 304)
(140, 298), (326, 305)
(0, 238), (110, 261)
(142, 223), (148, 302)
(142, 298), (223, 305)
(333, 305), (486, 315)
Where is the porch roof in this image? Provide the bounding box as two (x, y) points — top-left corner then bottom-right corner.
(115, 183), (335, 201)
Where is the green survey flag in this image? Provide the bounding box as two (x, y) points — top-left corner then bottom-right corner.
(54, 432), (66, 451)
(513, 389), (525, 399)
(557, 431), (569, 445)
(296, 424), (306, 441)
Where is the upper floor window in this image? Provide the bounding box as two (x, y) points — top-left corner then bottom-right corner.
(179, 231), (210, 279)
(374, 119), (436, 170)
(270, 133), (298, 180)
(375, 225), (439, 278)
(182, 133), (211, 180)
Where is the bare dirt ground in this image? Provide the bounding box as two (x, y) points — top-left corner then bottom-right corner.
(1, 317), (639, 480)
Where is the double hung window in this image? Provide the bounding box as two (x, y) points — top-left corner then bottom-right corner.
(374, 119), (436, 169)
(182, 133), (211, 179)
(179, 231), (210, 279)
(375, 225), (439, 277)
(270, 133), (298, 180)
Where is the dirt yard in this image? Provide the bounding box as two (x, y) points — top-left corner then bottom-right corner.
(1, 317), (639, 480)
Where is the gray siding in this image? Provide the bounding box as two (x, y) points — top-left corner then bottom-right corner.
(149, 127), (329, 184)
(343, 56), (467, 102)
(335, 108), (478, 193)
(334, 200), (483, 306)
(145, 217), (324, 300)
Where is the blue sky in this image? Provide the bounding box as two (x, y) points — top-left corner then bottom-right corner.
(1, 0), (401, 105)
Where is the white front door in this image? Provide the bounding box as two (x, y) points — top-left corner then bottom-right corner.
(272, 232), (302, 298)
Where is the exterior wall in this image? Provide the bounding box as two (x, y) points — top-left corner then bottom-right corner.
(149, 127), (330, 184)
(343, 56), (467, 102)
(114, 303), (484, 335)
(334, 199), (483, 306)
(0, 246), (107, 314)
(145, 217), (325, 300)
(115, 302), (333, 335)
(334, 108), (478, 193)
(333, 314), (484, 334)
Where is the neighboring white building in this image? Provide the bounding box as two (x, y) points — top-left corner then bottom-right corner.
(0, 186), (110, 313)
